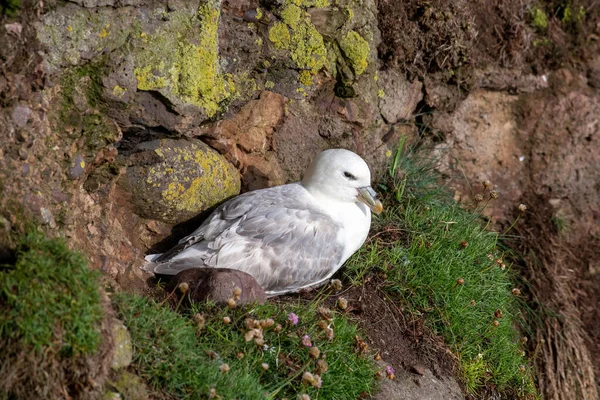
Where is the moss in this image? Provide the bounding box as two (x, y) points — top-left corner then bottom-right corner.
(339, 30), (369, 76)
(530, 7), (548, 31)
(561, 4), (585, 26)
(0, 231), (103, 355)
(56, 60), (120, 156)
(0, 0), (20, 17)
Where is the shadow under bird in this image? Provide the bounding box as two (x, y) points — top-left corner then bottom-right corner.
(143, 148), (383, 296)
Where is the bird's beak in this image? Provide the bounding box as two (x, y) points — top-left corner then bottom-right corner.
(356, 186), (383, 215)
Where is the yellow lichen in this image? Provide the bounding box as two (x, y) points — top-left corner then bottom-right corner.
(132, 3), (237, 118)
(269, 22), (291, 49)
(112, 85), (127, 98)
(149, 141), (241, 216)
(256, 7), (263, 19)
(299, 70), (313, 86)
(98, 24), (110, 38)
(162, 182), (185, 203)
(291, 0), (330, 7)
(265, 81), (275, 89)
(134, 66), (167, 90)
(378, 89), (385, 98)
(268, 0), (328, 86)
(175, 4), (230, 117)
(339, 30), (369, 75)
(281, 4), (303, 30)
(345, 6), (354, 21)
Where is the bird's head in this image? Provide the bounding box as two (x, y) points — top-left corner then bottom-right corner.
(302, 149), (383, 214)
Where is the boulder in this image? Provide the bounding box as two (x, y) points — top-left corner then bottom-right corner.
(123, 138), (240, 224)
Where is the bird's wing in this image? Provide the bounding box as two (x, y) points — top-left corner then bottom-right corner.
(148, 184), (346, 294)
(151, 189), (266, 263)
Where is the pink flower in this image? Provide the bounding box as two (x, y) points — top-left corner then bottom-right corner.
(385, 365), (395, 378)
(301, 334), (312, 347)
(288, 312), (299, 325)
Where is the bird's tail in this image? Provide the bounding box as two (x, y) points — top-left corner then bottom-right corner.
(142, 253), (162, 273)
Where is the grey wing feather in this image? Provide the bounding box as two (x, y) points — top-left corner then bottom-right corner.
(145, 184), (346, 294)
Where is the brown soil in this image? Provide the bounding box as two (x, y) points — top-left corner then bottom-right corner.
(325, 280), (457, 381)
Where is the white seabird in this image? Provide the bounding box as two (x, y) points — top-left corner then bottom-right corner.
(143, 148), (383, 296)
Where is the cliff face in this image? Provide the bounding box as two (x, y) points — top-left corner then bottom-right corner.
(1, 0), (599, 398)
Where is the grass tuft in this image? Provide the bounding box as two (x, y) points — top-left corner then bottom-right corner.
(0, 230), (103, 356)
(112, 291), (376, 399)
(345, 141), (537, 397)
(0, 230), (110, 399)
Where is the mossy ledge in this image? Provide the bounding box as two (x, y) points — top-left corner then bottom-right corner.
(0, 230), (111, 399)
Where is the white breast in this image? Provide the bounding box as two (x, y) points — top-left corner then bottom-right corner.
(315, 196), (371, 263)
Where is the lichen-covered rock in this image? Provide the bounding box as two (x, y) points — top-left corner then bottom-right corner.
(123, 139), (240, 224)
(108, 371), (149, 400)
(110, 321), (133, 370)
(38, 0), (259, 128)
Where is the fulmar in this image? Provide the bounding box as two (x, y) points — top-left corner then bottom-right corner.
(143, 149), (383, 296)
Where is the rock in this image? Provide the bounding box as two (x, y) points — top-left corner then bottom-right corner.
(5, 22), (22, 37)
(200, 91), (287, 190)
(111, 321), (133, 370)
(123, 138), (241, 224)
(109, 371), (149, 400)
(69, 154), (86, 179)
(12, 105), (31, 128)
(40, 208), (57, 228)
(71, 0), (116, 7)
(433, 90), (524, 221)
(410, 364), (426, 376)
(375, 366), (464, 400)
(474, 67), (549, 93)
(378, 70), (423, 124)
(102, 392), (122, 400)
(587, 55), (600, 89)
(168, 268), (267, 305)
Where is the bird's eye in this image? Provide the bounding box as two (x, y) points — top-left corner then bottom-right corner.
(343, 171), (357, 180)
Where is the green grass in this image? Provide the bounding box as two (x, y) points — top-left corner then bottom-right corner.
(345, 142), (537, 397)
(0, 0), (20, 17)
(112, 291), (376, 399)
(0, 230), (103, 356)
